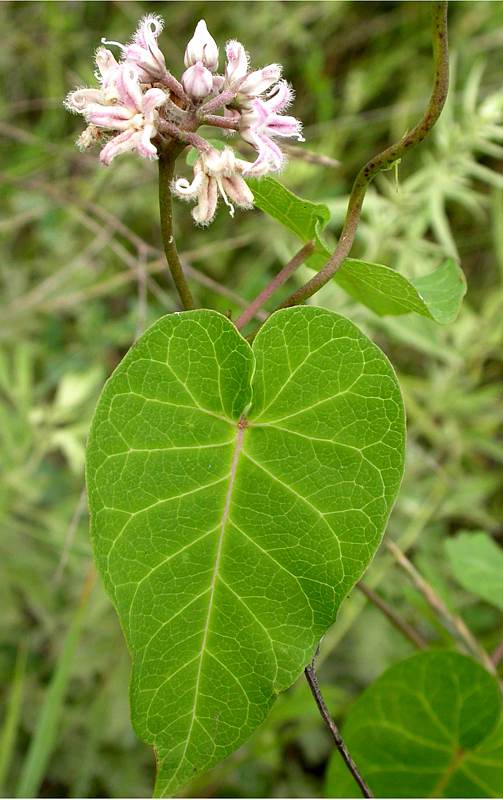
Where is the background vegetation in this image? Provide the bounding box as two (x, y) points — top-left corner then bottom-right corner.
(1, 1), (502, 797)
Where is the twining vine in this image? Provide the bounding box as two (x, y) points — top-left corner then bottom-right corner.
(64, 4), (455, 798)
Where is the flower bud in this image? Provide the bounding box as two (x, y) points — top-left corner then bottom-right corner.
(224, 40), (248, 85)
(182, 63), (213, 100)
(184, 20), (219, 72)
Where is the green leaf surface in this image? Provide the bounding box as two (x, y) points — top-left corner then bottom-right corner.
(325, 651), (503, 798)
(248, 178), (465, 323)
(86, 306), (405, 797)
(335, 258), (467, 324)
(445, 531), (503, 610)
(247, 177), (331, 269)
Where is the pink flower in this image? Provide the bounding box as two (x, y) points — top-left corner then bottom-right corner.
(102, 14), (168, 83)
(184, 20), (219, 72)
(94, 47), (123, 102)
(239, 81), (303, 175)
(64, 47), (122, 112)
(76, 65), (166, 165)
(173, 147), (254, 225)
(238, 64), (282, 103)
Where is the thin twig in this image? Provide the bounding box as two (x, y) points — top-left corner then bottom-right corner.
(357, 582), (427, 650)
(281, 143), (340, 169)
(53, 488), (88, 584)
(234, 242), (314, 331)
(135, 246), (148, 340)
(279, 0), (449, 309)
(491, 640), (503, 667)
(158, 142), (195, 310)
(305, 656), (373, 798)
(386, 540), (497, 675)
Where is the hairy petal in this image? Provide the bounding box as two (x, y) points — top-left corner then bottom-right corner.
(225, 40), (249, 84)
(239, 64), (282, 99)
(136, 125), (158, 159)
(85, 102), (133, 129)
(220, 174), (254, 208)
(65, 88), (105, 114)
(115, 65), (143, 111)
(141, 87), (168, 118)
(124, 14), (167, 82)
(99, 130), (137, 165)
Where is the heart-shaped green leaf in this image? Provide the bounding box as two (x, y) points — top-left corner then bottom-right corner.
(249, 177), (466, 324)
(446, 531), (503, 610)
(86, 307), (405, 796)
(325, 651), (502, 798)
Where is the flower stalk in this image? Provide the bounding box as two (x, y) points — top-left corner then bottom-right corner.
(158, 142), (195, 310)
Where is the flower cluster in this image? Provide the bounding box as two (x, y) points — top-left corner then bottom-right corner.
(65, 15), (303, 224)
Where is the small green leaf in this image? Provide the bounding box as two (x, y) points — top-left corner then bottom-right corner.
(325, 651), (502, 798)
(445, 531), (503, 610)
(247, 177), (466, 323)
(86, 306), (405, 797)
(247, 177), (331, 268)
(335, 258), (467, 324)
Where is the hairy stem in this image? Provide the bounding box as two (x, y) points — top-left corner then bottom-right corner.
(235, 242), (314, 330)
(357, 581), (426, 650)
(201, 114), (240, 130)
(158, 143), (195, 310)
(305, 658), (373, 798)
(280, 0), (449, 309)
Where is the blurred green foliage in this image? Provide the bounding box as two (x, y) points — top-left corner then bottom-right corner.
(1, 1), (502, 797)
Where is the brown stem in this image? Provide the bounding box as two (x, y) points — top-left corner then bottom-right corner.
(201, 114), (240, 130)
(305, 658), (373, 798)
(200, 88), (241, 115)
(386, 540), (496, 675)
(279, 0), (449, 309)
(491, 640), (503, 667)
(158, 121), (211, 153)
(160, 71), (185, 101)
(234, 242), (314, 331)
(158, 142), (195, 310)
(357, 582), (427, 650)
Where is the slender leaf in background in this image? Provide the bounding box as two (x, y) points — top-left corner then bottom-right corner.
(15, 569), (95, 799)
(325, 651), (503, 798)
(445, 531), (503, 611)
(86, 306), (405, 797)
(250, 177), (466, 323)
(335, 258), (466, 324)
(0, 643), (28, 794)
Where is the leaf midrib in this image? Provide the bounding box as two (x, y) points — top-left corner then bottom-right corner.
(171, 419), (247, 784)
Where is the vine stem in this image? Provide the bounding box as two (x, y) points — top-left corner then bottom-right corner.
(357, 581), (427, 650)
(304, 656), (373, 798)
(234, 242), (314, 330)
(279, 0), (449, 309)
(386, 540), (497, 675)
(158, 142), (195, 310)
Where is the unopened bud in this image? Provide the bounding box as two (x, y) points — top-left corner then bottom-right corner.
(184, 20), (219, 72)
(182, 63), (214, 100)
(225, 40), (248, 85)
